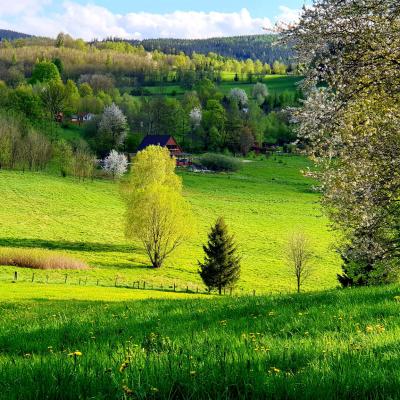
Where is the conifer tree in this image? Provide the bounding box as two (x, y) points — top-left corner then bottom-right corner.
(198, 217), (240, 294)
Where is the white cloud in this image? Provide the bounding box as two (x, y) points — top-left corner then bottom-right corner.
(0, 1), (302, 40)
(0, 0), (51, 17)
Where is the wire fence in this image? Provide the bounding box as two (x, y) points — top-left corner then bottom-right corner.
(3, 270), (262, 297)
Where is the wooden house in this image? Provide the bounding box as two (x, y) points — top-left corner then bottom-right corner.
(136, 135), (191, 166)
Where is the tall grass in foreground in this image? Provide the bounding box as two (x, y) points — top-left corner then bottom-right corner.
(0, 248), (88, 270)
(1, 284), (400, 399)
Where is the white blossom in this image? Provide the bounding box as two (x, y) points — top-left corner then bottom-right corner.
(103, 150), (128, 178)
(189, 107), (202, 128)
(228, 88), (248, 107)
(99, 103), (128, 147)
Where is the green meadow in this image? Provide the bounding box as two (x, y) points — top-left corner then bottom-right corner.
(0, 156), (339, 294)
(1, 284), (400, 399)
(142, 75), (302, 97)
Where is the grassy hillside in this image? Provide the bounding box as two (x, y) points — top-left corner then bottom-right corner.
(0, 156), (339, 293)
(1, 284), (400, 399)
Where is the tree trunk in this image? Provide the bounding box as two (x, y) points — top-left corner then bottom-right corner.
(218, 286), (222, 295)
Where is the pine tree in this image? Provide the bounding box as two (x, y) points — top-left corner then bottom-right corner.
(198, 217), (240, 294)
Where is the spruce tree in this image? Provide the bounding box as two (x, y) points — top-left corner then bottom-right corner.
(198, 217), (240, 294)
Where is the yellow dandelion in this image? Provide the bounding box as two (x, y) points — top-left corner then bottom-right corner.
(150, 387), (159, 393)
(68, 350), (82, 357)
(119, 361), (130, 373)
(269, 367), (281, 374)
(122, 385), (134, 395)
(365, 325), (374, 333)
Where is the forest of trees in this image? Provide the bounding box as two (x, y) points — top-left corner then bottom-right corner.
(129, 34), (293, 65)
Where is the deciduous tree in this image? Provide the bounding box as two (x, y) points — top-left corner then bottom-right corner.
(124, 146), (193, 268)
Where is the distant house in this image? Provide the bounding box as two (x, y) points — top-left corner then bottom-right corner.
(136, 135), (192, 166)
(70, 113), (95, 125)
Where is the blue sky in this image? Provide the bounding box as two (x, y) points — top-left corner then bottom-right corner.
(67, 0), (307, 17)
(0, 0), (308, 40)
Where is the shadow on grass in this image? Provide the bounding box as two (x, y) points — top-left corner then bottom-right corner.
(0, 237), (139, 254)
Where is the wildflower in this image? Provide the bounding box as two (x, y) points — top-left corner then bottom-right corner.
(269, 367), (281, 374)
(394, 295), (400, 302)
(150, 387), (159, 393)
(119, 361), (130, 373)
(122, 385), (134, 396)
(190, 370), (196, 377)
(376, 324), (385, 333)
(268, 311), (275, 316)
(68, 350), (82, 356)
(365, 325), (374, 333)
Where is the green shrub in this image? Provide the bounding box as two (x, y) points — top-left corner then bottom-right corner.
(196, 153), (242, 172)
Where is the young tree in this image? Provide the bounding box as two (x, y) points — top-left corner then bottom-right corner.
(252, 82), (269, 105)
(124, 146), (193, 268)
(286, 232), (313, 293)
(198, 217), (240, 294)
(103, 150), (128, 179)
(38, 80), (67, 121)
(98, 103), (128, 154)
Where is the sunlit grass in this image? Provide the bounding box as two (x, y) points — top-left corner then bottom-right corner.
(1, 284), (400, 399)
(0, 155), (339, 293)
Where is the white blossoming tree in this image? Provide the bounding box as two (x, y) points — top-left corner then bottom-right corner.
(103, 150), (128, 179)
(228, 88), (248, 108)
(284, 0), (400, 285)
(189, 107), (202, 129)
(98, 103), (128, 152)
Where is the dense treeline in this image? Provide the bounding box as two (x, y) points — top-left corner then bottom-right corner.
(129, 35), (293, 65)
(0, 33), (296, 89)
(0, 29), (32, 41)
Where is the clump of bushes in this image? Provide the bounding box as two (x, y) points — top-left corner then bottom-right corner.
(196, 153), (242, 172)
(0, 248), (88, 270)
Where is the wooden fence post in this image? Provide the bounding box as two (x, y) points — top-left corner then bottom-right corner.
(31, 273), (35, 283)
(143, 281), (146, 289)
(13, 271), (17, 282)
(253, 289), (256, 297)
(64, 274), (68, 284)
(173, 283), (176, 292)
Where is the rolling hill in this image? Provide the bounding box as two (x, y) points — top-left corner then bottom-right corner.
(0, 29), (32, 41)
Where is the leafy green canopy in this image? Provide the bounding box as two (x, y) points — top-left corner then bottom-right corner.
(284, 0), (400, 285)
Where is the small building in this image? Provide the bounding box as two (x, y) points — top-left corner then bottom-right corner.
(70, 113), (95, 125)
(136, 135), (192, 166)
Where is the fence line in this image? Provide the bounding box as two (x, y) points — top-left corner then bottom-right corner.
(4, 270), (265, 297)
